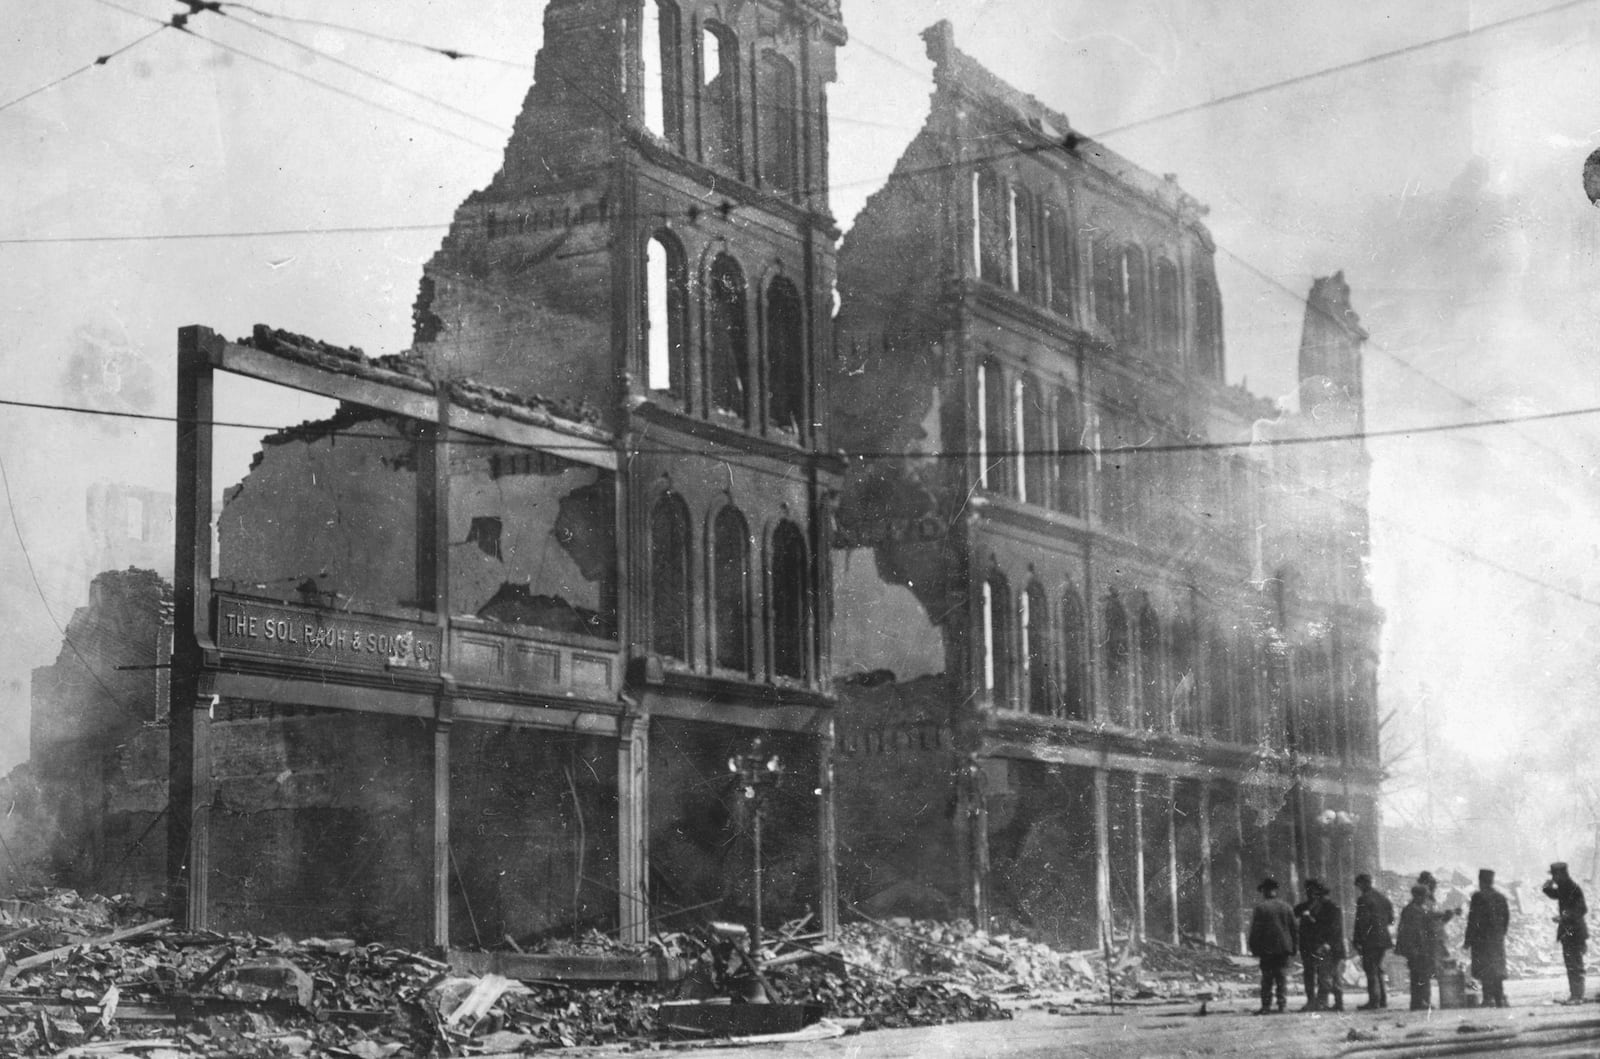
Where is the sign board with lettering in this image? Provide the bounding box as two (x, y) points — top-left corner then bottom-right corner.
(216, 598), (441, 673)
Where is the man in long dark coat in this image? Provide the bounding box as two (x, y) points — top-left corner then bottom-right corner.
(1301, 879), (1347, 1011)
(1395, 883), (1438, 1011)
(1352, 873), (1394, 1009)
(1543, 861), (1588, 1003)
(1249, 876), (1297, 1015)
(1464, 867), (1510, 1007)
(1293, 880), (1320, 1010)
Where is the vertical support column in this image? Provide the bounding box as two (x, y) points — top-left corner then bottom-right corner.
(170, 326), (217, 930)
(432, 697), (452, 950)
(1132, 773), (1146, 942)
(1199, 781), (1216, 945)
(1094, 767), (1112, 946)
(1231, 789), (1247, 953)
(1166, 776), (1180, 944)
(617, 715), (651, 944)
(421, 390), (453, 950)
(817, 718), (839, 937)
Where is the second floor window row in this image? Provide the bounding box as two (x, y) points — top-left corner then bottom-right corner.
(975, 358), (1086, 517)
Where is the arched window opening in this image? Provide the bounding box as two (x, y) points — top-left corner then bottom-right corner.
(702, 22), (741, 173)
(1023, 582), (1050, 715)
(1019, 375), (1047, 506)
(1103, 596), (1131, 726)
(1099, 416), (1131, 531)
(766, 277), (805, 434)
(1137, 601), (1163, 729)
(1121, 245), (1148, 348)
(1206, 628), (1232, 741)
(1054, 388), (1084, 517)
(712, 506), (750, 673)
(978, 359), (1008, 493)
(641, 1), (681, 142)
(1059, 589), (1086, 720)
(1235, 634), (1260, 746)
(757, 51), (797, 194)
(771, 521), (809, 680)
(1155, 257), (1181, 358)
(1014, 186), (1040, 299)
(649, 493), (691, 663)
(982, 573), (1011, 704)
(1092, 237), (1120, 332)
(708, 254), (749, 421)
(972, 169), (1010, 286)
(1046, 206), (1073, 316)
(1170, 616), (1197, 735)
(645, 232), (687, 396)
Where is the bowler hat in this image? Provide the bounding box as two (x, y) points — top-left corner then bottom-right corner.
(1257, 876), (1279, 893)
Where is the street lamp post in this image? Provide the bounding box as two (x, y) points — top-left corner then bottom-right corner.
(729, 738), (784, 958)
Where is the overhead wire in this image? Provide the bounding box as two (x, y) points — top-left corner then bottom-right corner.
(0, 24), (170, 114)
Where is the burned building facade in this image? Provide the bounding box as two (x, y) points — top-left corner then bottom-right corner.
(829, 24), (1382, 949)
(167, 0), (846, 948)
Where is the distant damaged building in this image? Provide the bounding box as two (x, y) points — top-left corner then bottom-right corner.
(167, 0), (846, 947)
(829, 23), (1381, 948)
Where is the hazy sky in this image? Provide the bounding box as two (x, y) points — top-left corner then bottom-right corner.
(5, 0), (1599, 872)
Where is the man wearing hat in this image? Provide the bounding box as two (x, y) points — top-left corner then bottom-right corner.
(1249, 876), (1297, 1014)
(1464, 868), (1510, 1007)
(1395, 883), (1439, 1010)
(1352, 873), (1394, 1009)
(1542, 861), (1588, 1003)
(1297, 880), (1346, 1011)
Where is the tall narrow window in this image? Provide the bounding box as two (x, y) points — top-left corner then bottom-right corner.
(1019, 376), (1047, 506)
(1121, 245), (1148, 348)
(645, 232), (687, 396)
(1103, 596), (1131, 726)
(982, 573), (1011, 703)
(712, 506), (750, 672)
(1206, 626), (1232, 741)
(1014, 186), (1039, 300)
(650, 493), (691, 662)
(1060, 589), (1086, 720)
(641, 1), (664, 137)
(1195, 265), (1223, 379)
(1023, 582), (1050, 714)
(1092, 237), (1121, 333)
(771, 521), (809, 680)
(1170, 616), (1197, 734)
(708, 254), (749, 421)
(979, 359), (1007, 493)
(1137, 601), (1163, 729)
(973, 169), (1009, 286)
(766, 277), (805, 434)
(1046, 206), (1073, 316)
(757, 51), (797, 194)
(1054, 388), (1084, 517)
(1155, 257), (1181, 358)
(702, 23), (740, 173)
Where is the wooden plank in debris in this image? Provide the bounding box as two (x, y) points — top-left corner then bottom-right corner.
(447, 950), (691, 983)
(1, 919), (173, 982)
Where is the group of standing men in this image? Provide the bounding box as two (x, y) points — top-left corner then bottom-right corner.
(1247, 863), (1588, 1014)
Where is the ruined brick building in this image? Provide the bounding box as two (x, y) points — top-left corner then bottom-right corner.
(161, 0), (846, 947)
(829, 24), (1381, 949)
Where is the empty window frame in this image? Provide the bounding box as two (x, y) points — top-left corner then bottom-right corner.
(766, 277), (805, 434)
(1170, 616), (1197, 735)
(978, 358), (1008, 493)
(1091, 237), (1120, 333)
(981, 573), (1012, 703)
(1155, 257), (1182, 357)
(1121, 245), (1148, 348)
(641, 0), (682, 143)
(972, 169), (1010, 287)
(1059, 588), (1086, 720)
(1103, 595), (1132, 726)
(1137, 601), (1163, 729)
(649, 493), (692, 662)
(1022, 581), (1050, 715)
(1045, 205), (1073, 316)
(1054, 388), (1084, 517)
(711, 505), (750, 673)
(645, 231), (688, 396)
(757, 51), (797, 194)
(707, 253), (750, 421)
(1206, 626), (1233, 741)
(701, 22), (741, 173)
(1018, 374), (1048, 506)
(1014, 185), (1040, 299)
(770, 521), (809, 680)
(1195, 266), (1224, 379)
